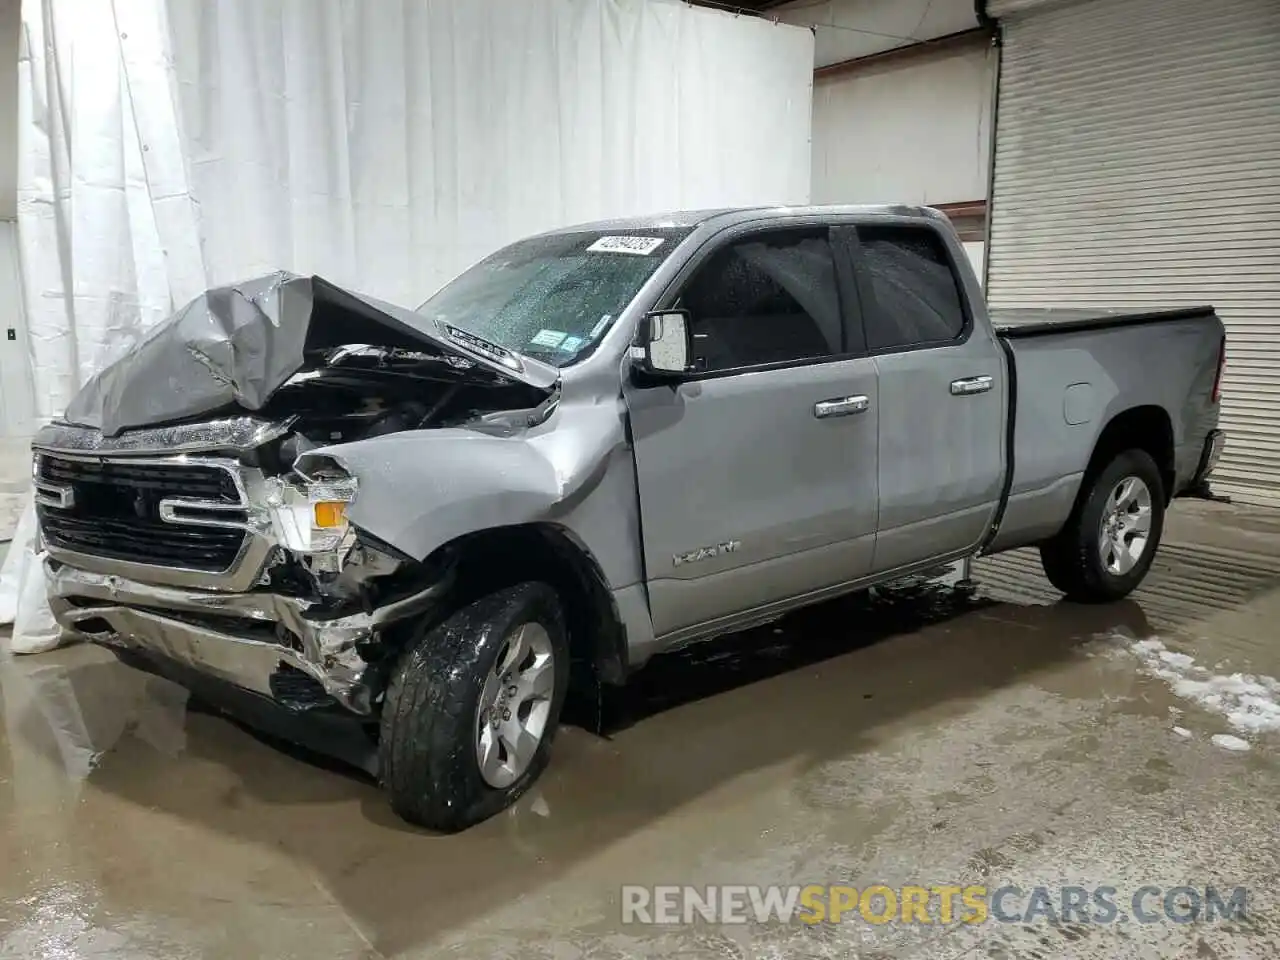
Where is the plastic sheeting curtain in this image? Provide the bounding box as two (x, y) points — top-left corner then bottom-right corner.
(16, 0), (814, 425)
(4, 0), (813, 650)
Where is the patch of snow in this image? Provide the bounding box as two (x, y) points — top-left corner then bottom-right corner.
(1159, 650), (1197, 670)
(1172, 727), (1192, 739)
(1131, 638), (1166, 657)
(1170, 675), (1280, 734)
(1211, 734), (1251, 753)
(1115, 635), (1280, 738)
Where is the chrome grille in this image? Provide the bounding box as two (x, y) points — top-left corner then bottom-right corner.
(35, 455), (249, 573)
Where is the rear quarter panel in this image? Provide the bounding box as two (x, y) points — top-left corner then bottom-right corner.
(986, 313), (1223, 553)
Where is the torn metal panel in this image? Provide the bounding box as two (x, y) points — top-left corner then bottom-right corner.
(45, 552), (457, 715)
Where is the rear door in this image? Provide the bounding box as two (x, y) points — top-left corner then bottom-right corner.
(850, 223), (1007, 573)
(624, 224), (879, 639)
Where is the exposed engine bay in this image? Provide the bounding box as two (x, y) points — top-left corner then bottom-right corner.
(249, 343), (553, 475)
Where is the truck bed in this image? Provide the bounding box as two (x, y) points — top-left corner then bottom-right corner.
(992, 305), (1216, 338)
(984, 303), (1225, 555)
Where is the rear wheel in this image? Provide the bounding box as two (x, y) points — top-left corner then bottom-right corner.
(1039, 449), (1165, 603)
(378, 581), (569, 831)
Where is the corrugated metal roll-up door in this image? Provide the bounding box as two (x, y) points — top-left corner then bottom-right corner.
(986, 0), (1280, 499)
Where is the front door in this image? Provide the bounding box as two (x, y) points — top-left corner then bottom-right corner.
(624, 225), (880, 639)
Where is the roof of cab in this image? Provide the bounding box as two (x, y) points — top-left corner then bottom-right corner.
(537, 203), (950, 236)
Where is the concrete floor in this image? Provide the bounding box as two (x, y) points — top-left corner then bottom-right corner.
(2, 498), (1280, 959)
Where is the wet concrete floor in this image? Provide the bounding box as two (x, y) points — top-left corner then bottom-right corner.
(2, 499), (1280, 958)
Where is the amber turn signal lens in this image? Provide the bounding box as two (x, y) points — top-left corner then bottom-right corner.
(313, 501), (348, 528)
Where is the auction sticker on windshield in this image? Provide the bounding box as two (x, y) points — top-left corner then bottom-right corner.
(530, 329), (568, 348)
(587, 236), (664, 255)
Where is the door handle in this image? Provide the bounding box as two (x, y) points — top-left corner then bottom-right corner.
(814, 395), (869, 419)
(950, 376), (993, 396)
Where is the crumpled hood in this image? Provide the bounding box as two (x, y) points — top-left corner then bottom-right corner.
(63, 272), (558, 437)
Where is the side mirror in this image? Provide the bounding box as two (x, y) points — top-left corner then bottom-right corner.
(632, 310), (692, 378)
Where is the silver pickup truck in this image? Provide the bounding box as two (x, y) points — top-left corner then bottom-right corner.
(31, 205), (1226, 830)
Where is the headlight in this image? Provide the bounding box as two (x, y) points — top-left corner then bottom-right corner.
(304, 474), (359, 552)
(267, 468), (359, 561)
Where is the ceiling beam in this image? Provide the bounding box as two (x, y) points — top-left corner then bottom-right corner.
(813, 26), (993, 81)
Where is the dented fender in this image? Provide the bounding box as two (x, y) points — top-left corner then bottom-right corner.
(299, 403), (632, 575)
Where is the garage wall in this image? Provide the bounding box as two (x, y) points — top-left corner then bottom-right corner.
(810, 38), (995, 208)
(963, 241), (985, 284)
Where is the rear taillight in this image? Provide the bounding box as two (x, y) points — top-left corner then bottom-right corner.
(1212, 337), (1226, 404)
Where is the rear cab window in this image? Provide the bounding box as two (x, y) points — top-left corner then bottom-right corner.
(854, 224), (970, 353)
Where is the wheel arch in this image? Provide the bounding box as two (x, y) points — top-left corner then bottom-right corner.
(427, 522), (630, 686)
(1084, 404), (1175, 504)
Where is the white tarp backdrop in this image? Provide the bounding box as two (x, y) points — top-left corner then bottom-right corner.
(3, 0), (813, 651)
(19, 0), (814, 421)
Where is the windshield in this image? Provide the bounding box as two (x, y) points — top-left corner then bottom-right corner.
(415, 228), (693, 367)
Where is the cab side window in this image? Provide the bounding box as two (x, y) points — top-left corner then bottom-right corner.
(856, 225), (968, 352)
(678, 229), (844, 374)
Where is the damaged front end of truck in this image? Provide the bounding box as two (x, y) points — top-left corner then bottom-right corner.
(32, 272), (565, 764)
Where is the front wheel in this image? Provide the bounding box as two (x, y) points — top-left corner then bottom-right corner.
(378, 581), (569, 831)
(1039, 449), (1166, 603)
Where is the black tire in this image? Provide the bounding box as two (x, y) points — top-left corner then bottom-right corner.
(1039, 449), (1166, 603)
(378, 581), (569, 831)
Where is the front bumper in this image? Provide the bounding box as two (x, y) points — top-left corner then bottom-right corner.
(45, 560), (450, 715)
